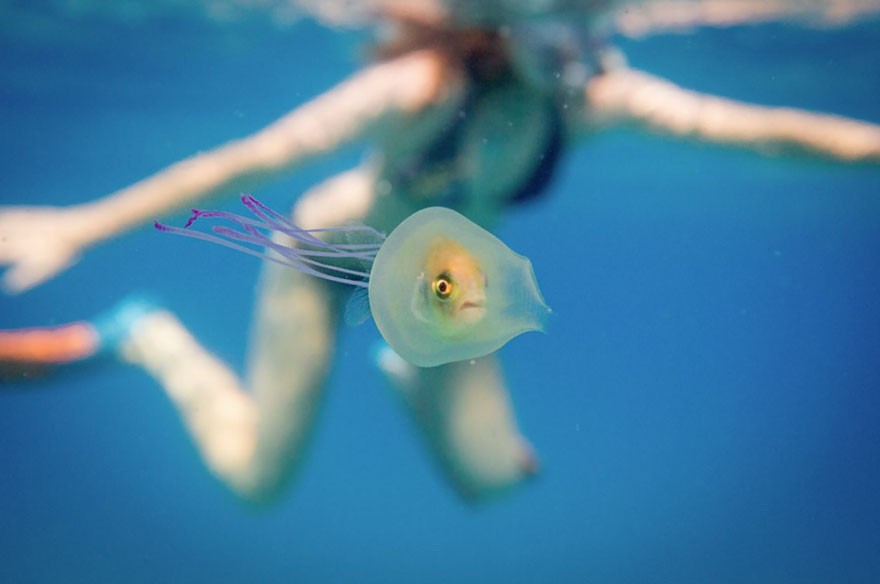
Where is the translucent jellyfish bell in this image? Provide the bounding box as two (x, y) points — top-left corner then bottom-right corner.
(156, 196), (551, 367)
(369, 207), (550, 367)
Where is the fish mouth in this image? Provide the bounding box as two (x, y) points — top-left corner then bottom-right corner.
(459, 300), (485, 312)
(456, 290), (487, 324)
(457, 299), (487, 326)
(456, 300), (486, 325)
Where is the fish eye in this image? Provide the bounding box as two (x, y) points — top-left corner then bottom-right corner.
(432, 273), (454, 300)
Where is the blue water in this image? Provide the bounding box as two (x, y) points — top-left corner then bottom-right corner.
(1, 11), (879, 584)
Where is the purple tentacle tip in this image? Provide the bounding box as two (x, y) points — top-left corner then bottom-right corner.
(153, 221), (168, 232)
(183, 209), (202, 229)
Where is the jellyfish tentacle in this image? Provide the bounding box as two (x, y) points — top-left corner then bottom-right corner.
(210, 225), (378, 262)
(183, 207), (381, 256)
(156, 220), (372, 287)
(153, 221), (319, 277)
(210, 226), (375, 281)
(156, 197), (381, 288)
(241, 195), (386, 251)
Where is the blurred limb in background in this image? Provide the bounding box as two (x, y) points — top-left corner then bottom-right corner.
(612, 0), (880, 36)
(0, 0), (878, 503)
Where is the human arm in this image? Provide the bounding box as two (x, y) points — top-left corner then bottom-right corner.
(0, 49), (449, 293)
(582, 66), (880, 162)
(613, 0), (880, 37)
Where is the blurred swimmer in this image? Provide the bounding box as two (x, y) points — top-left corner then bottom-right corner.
(1, 0), (878, 501)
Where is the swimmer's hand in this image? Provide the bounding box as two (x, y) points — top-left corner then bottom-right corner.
(0, 205), (86, 294)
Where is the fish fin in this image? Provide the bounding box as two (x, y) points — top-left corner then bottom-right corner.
(342, 222), (385, 275)
(342, 221), (386, 247)
(343, 287), (372, 327)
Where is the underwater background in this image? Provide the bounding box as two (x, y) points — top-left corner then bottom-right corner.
(1, 7), (879, 583)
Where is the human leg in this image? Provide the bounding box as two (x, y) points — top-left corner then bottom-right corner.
(109, 168), (376, 502)
(377, 347), (538, 500)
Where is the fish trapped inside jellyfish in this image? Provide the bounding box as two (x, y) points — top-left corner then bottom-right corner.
(156, 195), (551, 367)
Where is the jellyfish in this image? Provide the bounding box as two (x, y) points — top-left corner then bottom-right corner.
(155, 195), (551, 367)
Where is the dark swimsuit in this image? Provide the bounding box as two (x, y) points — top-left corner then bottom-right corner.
(391, 79), (566, 209)
(508, 101), (564, 203)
